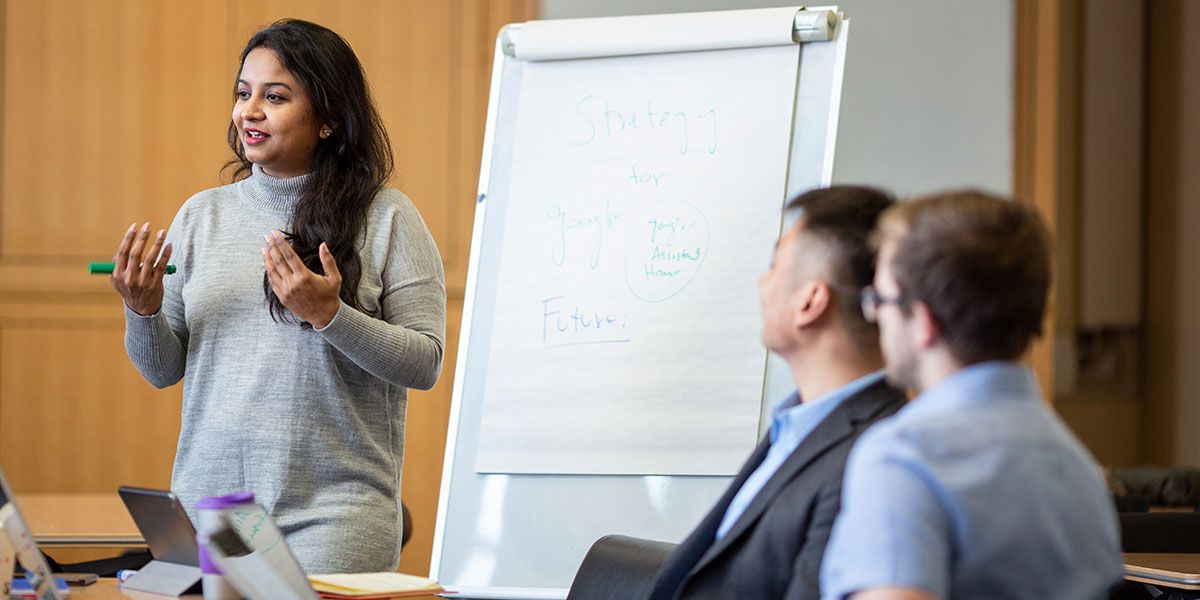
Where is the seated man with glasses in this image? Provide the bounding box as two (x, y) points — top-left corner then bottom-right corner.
(646, 186), (907, 600)
(821, 191), (1122, 600)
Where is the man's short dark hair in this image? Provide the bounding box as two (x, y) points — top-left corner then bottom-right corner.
(787, 185), (895, 349)
(879, 190), (1052, 364)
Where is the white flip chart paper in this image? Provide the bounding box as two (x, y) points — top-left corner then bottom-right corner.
(475, 43), (800, 475)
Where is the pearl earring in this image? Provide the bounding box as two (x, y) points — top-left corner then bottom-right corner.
(320, 127), (332, 138)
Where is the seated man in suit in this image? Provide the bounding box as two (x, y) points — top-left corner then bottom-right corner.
(820, 191), (1122, 600)
(646, 185), (907, 600)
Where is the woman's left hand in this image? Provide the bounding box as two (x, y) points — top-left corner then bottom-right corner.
(263, 230), (342, 328)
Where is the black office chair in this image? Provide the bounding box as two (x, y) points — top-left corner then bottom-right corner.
(1111, 467), (1200, 511)
(565, 535), (676, 600)
(401, 500), (414, 548)
(1120, 512), (1200, 553)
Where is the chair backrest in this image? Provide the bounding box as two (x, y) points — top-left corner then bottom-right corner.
(1120, 512), (1200, 553)
(565, 535), (676, 600)
(401, 501), (413, 548)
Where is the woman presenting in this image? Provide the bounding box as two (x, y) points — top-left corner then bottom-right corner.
(108, 19), (444, 573)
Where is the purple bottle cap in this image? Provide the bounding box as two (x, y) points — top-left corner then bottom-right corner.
(196, 492), (256, 510)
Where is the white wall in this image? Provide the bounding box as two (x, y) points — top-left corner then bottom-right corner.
(539, 0), (1014, 197)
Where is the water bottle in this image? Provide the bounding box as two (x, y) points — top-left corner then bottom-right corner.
(197, 492), (256, 600)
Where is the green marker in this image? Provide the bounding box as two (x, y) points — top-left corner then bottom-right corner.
(89, 261), (177, 275)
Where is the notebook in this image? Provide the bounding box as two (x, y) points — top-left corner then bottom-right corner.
(308, 572), (445, 598)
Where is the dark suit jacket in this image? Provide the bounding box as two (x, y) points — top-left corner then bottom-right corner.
(646, 378), (906, 600)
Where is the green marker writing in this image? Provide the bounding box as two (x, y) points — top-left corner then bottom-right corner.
(89, 261), (176, 275)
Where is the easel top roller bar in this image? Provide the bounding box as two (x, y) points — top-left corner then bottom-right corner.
(501, 6), (839, 62)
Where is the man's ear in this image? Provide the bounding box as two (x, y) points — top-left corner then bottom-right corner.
(909, 300), (941, 349)
(792, 280), (831, 330)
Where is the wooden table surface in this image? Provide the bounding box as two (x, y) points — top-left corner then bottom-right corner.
(1125, 552), (1200, 590)
(15, 493), (143, 546)
(69, 579), (439, 599)
(16, 495), (439, 598)
(69, 579), (198, 599)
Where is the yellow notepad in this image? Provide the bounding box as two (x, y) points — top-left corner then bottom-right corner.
(308, 572), (444, 598)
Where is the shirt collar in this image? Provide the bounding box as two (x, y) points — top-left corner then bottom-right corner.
(769, 370), (885, 443)
(905, 361), (1041, 417)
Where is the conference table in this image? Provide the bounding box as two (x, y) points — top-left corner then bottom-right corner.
(14, 495), (1200, 598)
(65, 580), (442, 599)
(1125, 552), (1200, 591)
(53, 558), (1197, 599)
(67, 580), (438, 599)
(68, 579), (198, 599)
(15, 494), (440, 599)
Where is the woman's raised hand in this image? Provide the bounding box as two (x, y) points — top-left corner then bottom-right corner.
(263, 230), (342, 328)
(111, 222), (173, 316)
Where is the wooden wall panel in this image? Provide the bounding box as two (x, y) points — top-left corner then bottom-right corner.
(400, 297), (461, 574)
(1, 0), (231, 265)
(0, 320), (180, 492)
(1014, 0), (1079, 397)
(0, 0), (228, 493)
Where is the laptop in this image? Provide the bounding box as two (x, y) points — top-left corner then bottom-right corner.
(0, 467), (66, 600)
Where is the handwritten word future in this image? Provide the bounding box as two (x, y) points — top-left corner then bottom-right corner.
(541, 295), (629, 348)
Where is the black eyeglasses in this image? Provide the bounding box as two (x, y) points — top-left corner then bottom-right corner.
(859, 286), (905, 323)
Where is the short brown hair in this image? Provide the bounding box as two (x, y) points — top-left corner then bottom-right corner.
(878, 190), (1051, 364)
(788, 185), (894, 349)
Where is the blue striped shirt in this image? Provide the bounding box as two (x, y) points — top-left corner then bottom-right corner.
(821, 362), (1121, 599)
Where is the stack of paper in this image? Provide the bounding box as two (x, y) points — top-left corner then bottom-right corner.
(308, 572), (445, 599)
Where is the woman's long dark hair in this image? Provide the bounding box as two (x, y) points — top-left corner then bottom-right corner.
(224, 19), (393, 327)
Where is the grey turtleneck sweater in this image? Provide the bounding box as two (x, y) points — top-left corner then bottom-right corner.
(124, 165), (445, 573)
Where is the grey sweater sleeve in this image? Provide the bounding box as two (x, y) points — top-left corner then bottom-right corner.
(318, 295), (444, 390)
(124, 306), (188, 388)
(124, 208), (191, 389)
(316, 193), (446, 390)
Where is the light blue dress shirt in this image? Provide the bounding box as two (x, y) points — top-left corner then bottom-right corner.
(715, 371), (885, 541)
(820, 362), (1122, 600)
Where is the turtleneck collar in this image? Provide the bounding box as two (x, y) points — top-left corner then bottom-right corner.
(242, 163), (313, 214)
